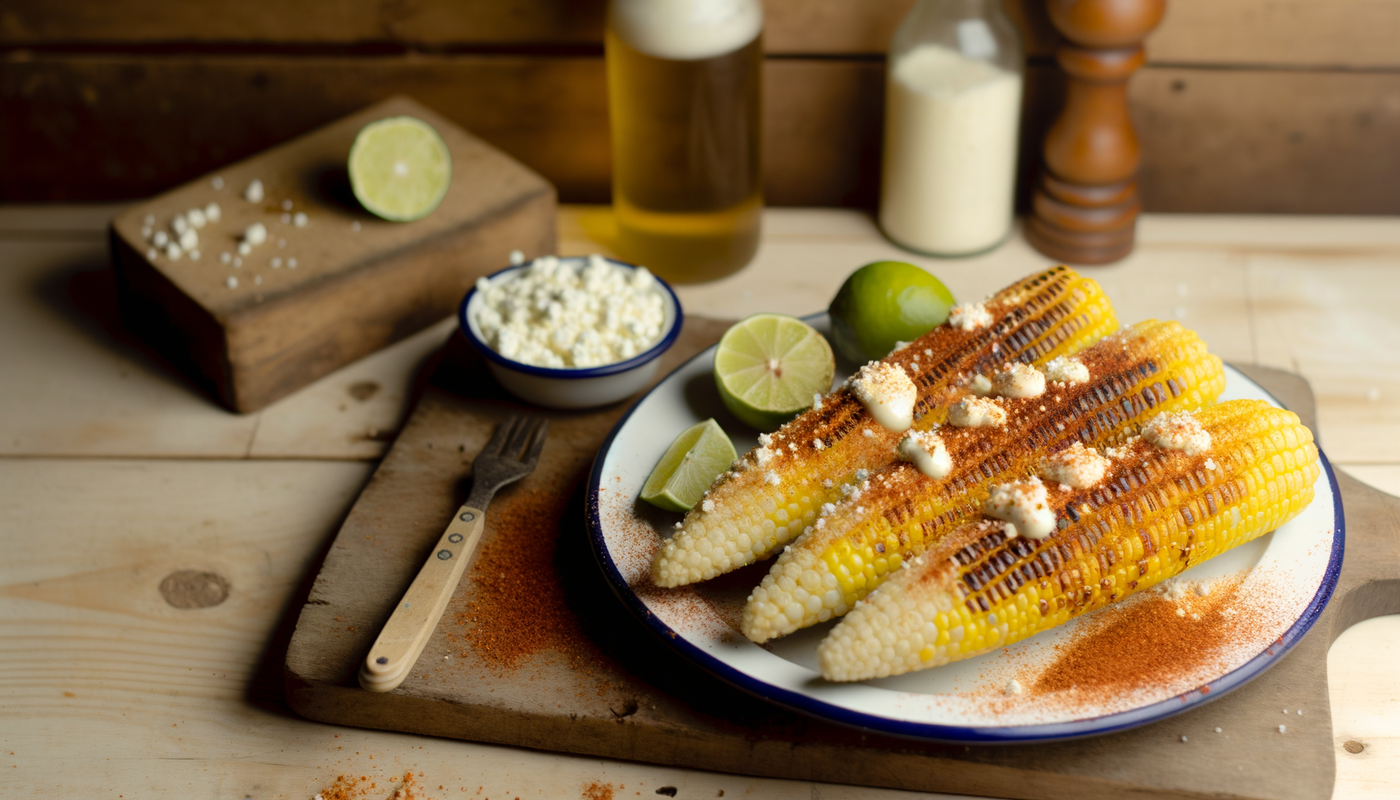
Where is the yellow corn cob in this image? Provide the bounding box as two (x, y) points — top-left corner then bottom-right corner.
(816, 399), (1320, 681)
(742, 319), (1226, 643)
(651, 266), (1119, 588)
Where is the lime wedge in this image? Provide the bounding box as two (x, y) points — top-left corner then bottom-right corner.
(348, 116), (452, 221)
(714, 314), (836, 431)
(640, 419), (737, 513)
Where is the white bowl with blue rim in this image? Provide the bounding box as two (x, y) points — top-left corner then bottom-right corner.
(458, 256), (684, 409)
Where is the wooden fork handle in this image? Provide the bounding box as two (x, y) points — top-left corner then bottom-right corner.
(358, 505), (486, 692)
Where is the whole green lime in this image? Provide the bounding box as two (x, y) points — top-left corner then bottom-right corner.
(828, 261), (956, 363)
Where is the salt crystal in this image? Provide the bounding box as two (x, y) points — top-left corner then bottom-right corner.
(1214, 727), (1222, 733)
(1180, 736), (1188, 743)
(1279, 725), (1286, 733)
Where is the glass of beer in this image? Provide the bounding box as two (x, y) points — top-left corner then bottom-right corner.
(606, 0), (763, 284)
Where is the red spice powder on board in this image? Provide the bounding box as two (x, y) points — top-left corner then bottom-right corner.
(581, 782), (615, 800)
(313, 771), (431, 800)
(454, 486), (598, 672)
(1030, 573), (1256, 700)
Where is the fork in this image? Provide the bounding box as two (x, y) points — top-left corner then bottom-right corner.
(358, 415), (549, 692)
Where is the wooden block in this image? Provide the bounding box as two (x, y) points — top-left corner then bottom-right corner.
(109, 95), (556, 413)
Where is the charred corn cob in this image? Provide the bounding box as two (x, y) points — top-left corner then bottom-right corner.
(742, 319), (1226, 642)
(651, 267), (1118, 588)
(817, 399), (1320, 681)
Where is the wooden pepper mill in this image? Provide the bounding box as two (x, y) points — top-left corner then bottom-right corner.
(1025, 0), (1166, 265)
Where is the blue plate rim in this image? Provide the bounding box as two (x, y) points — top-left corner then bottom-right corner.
(583, 322), (1345, 744)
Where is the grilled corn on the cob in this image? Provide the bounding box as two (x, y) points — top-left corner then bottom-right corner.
(742, 319), (1226, 643)
(816, 399), (1320, 681)
(651, 267), (1118, 588)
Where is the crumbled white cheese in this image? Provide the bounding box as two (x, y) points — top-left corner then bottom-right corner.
(233, 257), (242, 268)
(205, 202), (221, 222)
(178, 228), (198, 251)
(850, 362), (916, 432)
(280, 213), (291, 225)
(812, 393), (823, 411)
(473, 255), (667, 368)
(244, 222), (267, 246)
(146, 247), (158, 261)
(165, 243), (182, 260)
(969, 374), (992, 396)
(984, 477), (1055, 539)
(765, 470), (781, 486)
(244, 179), (264, 203)
(152, 230), (169, 248)
(1038, 442), (1110, 489)
(288, 258), (298, 268)
(293, 212), (308, 228)
(188, 249), (200, 261)
(1142, 411), (1211, 456)
(949, 396), (1007, 428)
(271, 257), (283, 269)
(1044, 356), (1090, 385)
(225, 276), (238, 289)
(237, 242), (252, 256)
(253, 274), (262, 285)
(990, 362), (1045, 398)
(140, 226), (152, 240)
(897, 430), (951, 479)
(281, 199), (293, 211)
(1005, 679), (1023, 696)
(509, 249), (525, 266)
(186, 208), (207, 229)
(949, 302), (993, 331)
(211, 176), (224, 190)
(171, 214), (189, 235)
(220, 252), (232, 265)
(701, 499), (715, 513)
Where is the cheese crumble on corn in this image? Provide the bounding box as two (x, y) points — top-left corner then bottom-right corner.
(851, 362), (916, 432)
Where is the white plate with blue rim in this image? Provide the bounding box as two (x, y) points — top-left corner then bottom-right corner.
(585, 314), (1343, 743)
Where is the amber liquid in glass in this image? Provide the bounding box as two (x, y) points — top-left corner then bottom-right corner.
(606, 29), (762, 283)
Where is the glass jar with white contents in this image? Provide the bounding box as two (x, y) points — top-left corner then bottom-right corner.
(879, 0), (1025, 256)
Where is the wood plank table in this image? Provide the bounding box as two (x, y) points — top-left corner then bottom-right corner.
(3, 205), (1398, 799)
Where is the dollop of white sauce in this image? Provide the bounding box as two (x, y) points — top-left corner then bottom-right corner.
(1038, 442), (1110, 489)
(851, 362), (916, 432)
(984, 477), (1056, 540)
(948, 302), (993, 331)
(990, 362), (1045, 398)
(948, 395), (1007, 428)
(896, 430), (951, 479)
(968, 373), (992, 396)
(1043, 355), (1089, 384)
(1142, 410), (1212, 456)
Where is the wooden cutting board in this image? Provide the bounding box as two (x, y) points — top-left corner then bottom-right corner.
(285, 317), (1400, 800)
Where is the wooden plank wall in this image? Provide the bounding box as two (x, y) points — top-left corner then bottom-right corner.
(2, 0), (1398, 212)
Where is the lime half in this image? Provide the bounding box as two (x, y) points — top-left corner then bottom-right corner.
(714, 314), (836, 431)
(348, 116), (452, 221)
(828, 260), (955, 363)
(640, 419), (737, 513)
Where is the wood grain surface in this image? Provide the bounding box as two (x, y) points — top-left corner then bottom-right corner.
(109, 95), (556, 413)
(284, 320), (1397, 800)
(4, 0), (1398, 67)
